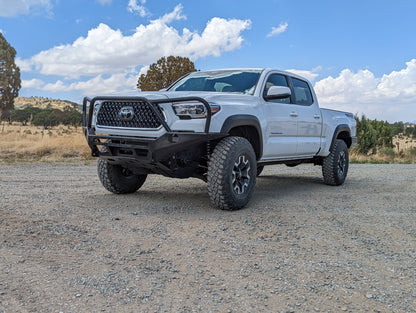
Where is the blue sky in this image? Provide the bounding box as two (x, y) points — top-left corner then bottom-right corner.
(1, 0), (416, 122)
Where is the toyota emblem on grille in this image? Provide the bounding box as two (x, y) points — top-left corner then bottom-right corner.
(119, 106), (135, 121)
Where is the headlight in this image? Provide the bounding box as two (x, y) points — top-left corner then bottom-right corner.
(93, 102), (101, 116)
(91, 102), (102, 126)
(172, 103), (220, 119)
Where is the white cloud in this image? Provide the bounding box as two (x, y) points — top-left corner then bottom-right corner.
(315, 69), (378, 104)
(0, 0), (53, 17)
(127, 0), (148, 17)
(314, 59), (416, 121)
(138, 65), (149, 77)
(22, 78), (45, 89)
(267, 22), (288, 38)
(43, 72), (138, 96)
(157, 3), (186, 23)
(286, 67), (321, 82)
(20, 5), (251, 79)
(176, 17), (251, 58)
(15, 57), (33, 72)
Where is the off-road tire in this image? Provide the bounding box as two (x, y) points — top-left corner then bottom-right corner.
(97, 158), (147, 194)
(207, 136), (257, 210)
(322, 139), (349, 186)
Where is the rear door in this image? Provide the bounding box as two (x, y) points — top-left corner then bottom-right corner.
(289, 77), (322, 155)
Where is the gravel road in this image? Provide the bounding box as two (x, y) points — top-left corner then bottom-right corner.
(0, 163), (415, 312)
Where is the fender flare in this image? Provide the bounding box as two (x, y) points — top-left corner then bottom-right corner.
(330, 124), (352, 150)
(220, 114), (263, 158)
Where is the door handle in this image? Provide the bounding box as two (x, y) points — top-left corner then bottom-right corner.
(314, 114), (321, 119)
(290, 112), (298, 117)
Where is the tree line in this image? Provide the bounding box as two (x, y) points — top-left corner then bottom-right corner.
(11, 105), (82, 129)
(355, 115), (415, 154)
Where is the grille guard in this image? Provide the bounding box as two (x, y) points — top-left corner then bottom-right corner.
(82, 96), (216, 157)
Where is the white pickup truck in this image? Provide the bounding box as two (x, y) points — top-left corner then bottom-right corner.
(83, 68), (357, 210)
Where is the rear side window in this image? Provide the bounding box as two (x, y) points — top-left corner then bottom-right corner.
(291, 77), (313, 106)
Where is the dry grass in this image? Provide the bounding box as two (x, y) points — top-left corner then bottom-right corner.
(0, 123), (92, 163)
(393, 135), (416, 151)
(351, 135), (416, 164)
(350, 152), (415, 164)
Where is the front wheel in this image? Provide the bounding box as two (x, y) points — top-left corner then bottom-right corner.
(207, 136), (257, 210)
(97, 158), (147, 194)
(322, 139), (349, 186)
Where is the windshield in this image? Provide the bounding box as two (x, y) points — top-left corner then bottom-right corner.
(168, 70), (262, 95)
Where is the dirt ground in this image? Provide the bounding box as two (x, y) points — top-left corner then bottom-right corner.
(0, 163), (415, 312)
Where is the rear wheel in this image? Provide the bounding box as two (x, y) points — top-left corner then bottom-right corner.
(322, 139), (349, 186)
(207, 136), (257, 210)
(97, 158), (147, 194)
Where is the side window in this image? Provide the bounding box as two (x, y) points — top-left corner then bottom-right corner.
(263, 74), (291, 103)
(291, 77), (313, 106)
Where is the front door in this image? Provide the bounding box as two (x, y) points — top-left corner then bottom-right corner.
(261, 73), (298, 158)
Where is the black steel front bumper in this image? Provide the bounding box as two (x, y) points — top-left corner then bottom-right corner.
(82, 96), (226, 166)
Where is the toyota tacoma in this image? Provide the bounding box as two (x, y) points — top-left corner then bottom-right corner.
(83, 68), (357, 210)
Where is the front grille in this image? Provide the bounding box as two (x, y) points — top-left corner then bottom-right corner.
(96, 101), (164, 129)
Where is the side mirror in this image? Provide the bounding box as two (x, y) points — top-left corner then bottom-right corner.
(265, 86), (291, 100)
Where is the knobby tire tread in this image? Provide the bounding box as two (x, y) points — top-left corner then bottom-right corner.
(322, 139), (348, 186)
(97, 158), (146, 194)
(207, 136), (256, 210)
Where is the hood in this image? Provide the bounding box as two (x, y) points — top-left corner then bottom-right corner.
(138, 90), (256, 104)
(135, 91), (170, 100)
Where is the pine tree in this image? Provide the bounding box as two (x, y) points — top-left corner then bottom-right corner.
(137, 56), (196, 91)
(0, 33), (21, 120)
(355, 115), (377, 154)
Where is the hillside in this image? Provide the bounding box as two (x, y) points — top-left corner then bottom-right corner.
(14, 97), (81, 111)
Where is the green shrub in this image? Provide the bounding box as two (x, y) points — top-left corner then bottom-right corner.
(378, 147), (396, 158)
(408, 147), (416, 157)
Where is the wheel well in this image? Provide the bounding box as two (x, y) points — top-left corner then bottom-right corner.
(337, 131), (352, 148)
(228, 126), (262, 159)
